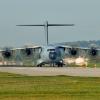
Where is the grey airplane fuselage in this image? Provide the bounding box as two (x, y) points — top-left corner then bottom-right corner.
(36, 45), (64, 66)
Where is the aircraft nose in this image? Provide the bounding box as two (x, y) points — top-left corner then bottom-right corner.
(49, 51), (57, 60)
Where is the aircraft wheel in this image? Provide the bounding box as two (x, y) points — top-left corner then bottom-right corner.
(40, 64), (42, 67)
(37, 64), (42, 67)
(60, 63), (63, 67)
(57, 63), (63, 67)
(57, 63), (60, 67)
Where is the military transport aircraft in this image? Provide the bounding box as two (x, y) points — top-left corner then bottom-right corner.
(0, 21), (100, 67)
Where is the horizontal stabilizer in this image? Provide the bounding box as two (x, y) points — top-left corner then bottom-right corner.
(16, 25), (44, 26)
(16, 24), (74, 26)
(48, 24), (74, 26)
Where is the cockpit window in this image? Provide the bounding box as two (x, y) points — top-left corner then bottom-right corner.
(47, 49), (55, 51)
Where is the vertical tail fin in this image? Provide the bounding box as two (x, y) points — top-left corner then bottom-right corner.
(16, 21), (74, 45)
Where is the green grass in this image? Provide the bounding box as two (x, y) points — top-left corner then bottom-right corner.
(0, 72), (100, 100)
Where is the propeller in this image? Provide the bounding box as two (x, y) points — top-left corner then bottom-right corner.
(2, 48), (12, 58)
(70, 48), (77, 56)
(90, 48), (98, 56)
(25, 48), (33, 56)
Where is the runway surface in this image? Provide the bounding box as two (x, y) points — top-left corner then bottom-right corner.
(0, 67), (100, 77)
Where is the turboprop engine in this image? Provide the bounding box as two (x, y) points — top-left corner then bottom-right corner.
(2, 48), (13, 58)
(24, 48), (33, 56)
(89, 48), (98, 56)
(69, 48), (78, 56)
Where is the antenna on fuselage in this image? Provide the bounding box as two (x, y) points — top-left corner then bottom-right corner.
(16, 21), (74, 45)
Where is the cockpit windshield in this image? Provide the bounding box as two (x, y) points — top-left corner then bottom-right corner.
(47, 49), (55, 52)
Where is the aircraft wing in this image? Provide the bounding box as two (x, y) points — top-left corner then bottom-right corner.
(59, 45), (100, 56)
(15, 46), (41, 50)
(61, 45), (100, 50)
(0, 46), (42, 59)
(0, 46), (41, 52)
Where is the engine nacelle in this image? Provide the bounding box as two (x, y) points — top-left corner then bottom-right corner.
(55, 46), (65, 57)
(69, 48), (77, 56)
(3, 50), (12, 58)
(24, 48), (33, 56)
(89, 48), (98, 56)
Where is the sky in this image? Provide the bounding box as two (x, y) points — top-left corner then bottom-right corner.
(0, 0), (100, 47)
